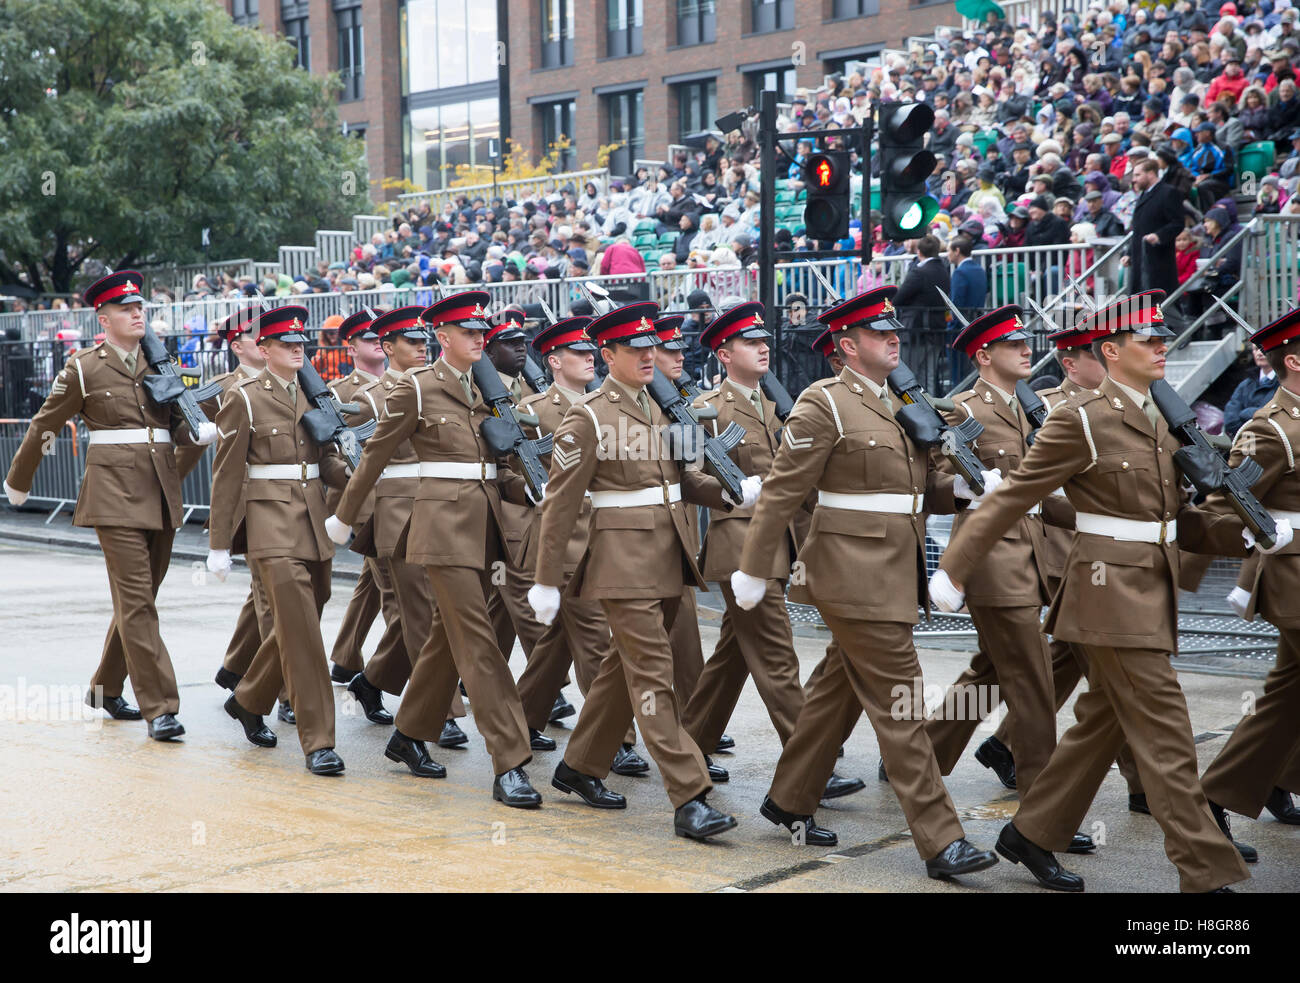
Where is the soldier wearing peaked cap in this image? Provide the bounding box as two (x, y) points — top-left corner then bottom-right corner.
(207, 306), (353, 774)
(681, 302), (866, 800)
(1199, 307), (1300, 834)
(326, 291), (543, 807)
(932, 290), (1262, 892)
(733, 286), (1003, 877)
(3, 270), (217, 740)
(529, 302), (754, 840)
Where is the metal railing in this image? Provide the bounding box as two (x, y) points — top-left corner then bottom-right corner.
(389, 168), (611, 218)
(315, 230), (355, 268)
(1244, 214), (1300, 327)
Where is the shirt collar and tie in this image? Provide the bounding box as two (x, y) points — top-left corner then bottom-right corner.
(1110, 377), (1160, 429)
(106, 341), (140, 376)
(844, 364), (892, 412)
(727, 379), (764, 422)
(438, 357), (474, 403)
(609, 375), (653, 419)
(554, 384), (584, 404)
(267, 370), (297, 405)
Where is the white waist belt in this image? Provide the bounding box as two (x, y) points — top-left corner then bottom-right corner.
(818, 491), (925, 515)
(379, 463), (421, 480)
(966, 498), (1041, 515)
(589, 483), (682, 508)
(88, 427), (171, 445)
(1075, 512), (1177, 544)
(418, 461), (497, 480)
(248, 463), (319, 480)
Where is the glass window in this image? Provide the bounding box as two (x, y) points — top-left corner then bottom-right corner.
(437, 0), (469, 89)
(337, 5), (364, 102)
(676, 78), (716, 141)
(541, 0), (575, 68)
(467, 3), (499, 83)
(832, 0), (878, 15)
(441, 102), (471, 185)
(232, 0), (259, 26)
(285, 16), (310, 70)
(750, 0), (793, 33)
(748, 67), (797, 104)
(676, 0), (716, 46)
(406, 0), (440, 93)
(409, 105), (439, 191)
(539, 99), (576, 172)
(606, 89), (644, 175)
(470, 98), (499, 176)
(607, 0), (643, 58)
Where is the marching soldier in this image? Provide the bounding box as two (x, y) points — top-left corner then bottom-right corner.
(681, 302), (864, 801)
(511, 317), (649, 774)
(3, 270), (216, 740)
(930, 290), (1271, 892)
(1199, 308), (1300, 836)
(325, 291), (542, 807)
(206, 305), (351, 775)
(529, 302), (761, 840)
(732, 286), (1003, 880)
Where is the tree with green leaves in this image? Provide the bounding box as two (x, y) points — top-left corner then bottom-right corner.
(0, 0), (370, 294)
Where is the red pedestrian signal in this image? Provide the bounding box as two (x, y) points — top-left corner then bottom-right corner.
(816, 159), (832, 187)
(802, 151), (850, 242)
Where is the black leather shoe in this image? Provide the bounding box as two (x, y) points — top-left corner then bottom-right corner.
(1067, 831), (1096, 854)
(549, 693), (576, 723)
(214, 667), (242, 691)
(925, 838), (1000, 880)
(146, 713), (185, 741)
(674, 796), (737, 841)
(974, 736), (1017, 789)
(611, 743), (650, 776)
(1129, 793), (1150, 815)
(529, 728), (557, 751)
(276, 701), (296, 725)
(714, 733), (735, 753)
(822, 772), (866, 800)
(438, 719), (468, 748)
(385, 731), (446, 778)
(552, 760), (626, 808)
(1266, 787), (1300, 825)
(329, 663), (356, 684)
(705, 755), (729, 783)
(306, 748), (344, 775)
(1206, 886), (1236, 893)
(760, 795), (838, 846)
(86, 691), (143, 721)
(995, 823), (1084, 891)
(493, 767), (542, 809)
(347, 673), (393, 725)
(224, 695), (276, 748)
(878, 759), (888, 783)
(1209, 801), (1258, 863)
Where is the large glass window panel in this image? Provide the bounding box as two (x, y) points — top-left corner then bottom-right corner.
(607, 0), (643, 57)
(337, 6), (364, 102)
(540, 100), (576, 171)
(469, 98), (499, 173)
(467, 2), (499, 83)
(441, 102), (471, 186)
(405, 0), (438, 93)
(676, 0), (716, 46)
(437, 0), (469, 88)
(677, 79), (716, 140)
(541, 0), (574, 68)
(409, 105), (440, 191)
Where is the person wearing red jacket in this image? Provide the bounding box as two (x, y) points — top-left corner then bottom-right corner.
(598, 239), (647, 276)
(1205, 54), (1248, 105)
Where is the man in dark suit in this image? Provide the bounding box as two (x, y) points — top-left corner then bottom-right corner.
(893, 234), (952, 392)
(1124, 158), (1186, 295)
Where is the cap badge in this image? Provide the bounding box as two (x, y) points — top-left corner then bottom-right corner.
(753, 314), (764, 325)
(882, 298), (895, 314)
(471, 304), (487, 317)
(639, 317), (652, 331)
(1151, 306), (1164, 322)
(1012, 314), (1025, 329)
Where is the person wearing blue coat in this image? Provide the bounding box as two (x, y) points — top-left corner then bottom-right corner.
(1223, 345), (1281, 437)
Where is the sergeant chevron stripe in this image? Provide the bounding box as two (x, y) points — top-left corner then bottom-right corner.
(553, 445), (582, 471)
(784, 428), (813, 450)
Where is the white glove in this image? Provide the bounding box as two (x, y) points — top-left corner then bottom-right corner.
(1226, 586), (1252, 620)
(929, 569), (965, 613)
(196, 421), (218, 445)
(526, 482), (546, 506)
(730, 570), (767, 610)
(954, 468), (1003, 504)
(3, 480), (28, 507)
(528, 584), (561, 626)
(324, 514), (351, 545)
(722, 475), (763, 509)
(1244, 517), (1293, 555)
(206, 549), (232, 583)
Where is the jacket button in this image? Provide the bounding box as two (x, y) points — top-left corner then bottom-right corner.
(440, 417), (446, 423)
(272, 428), (278, 434)
(868, 439), (876, 447)
(997, 448), (1005, 456)
(1121, 461), (1129, 470)
(908, 456), (914, 463)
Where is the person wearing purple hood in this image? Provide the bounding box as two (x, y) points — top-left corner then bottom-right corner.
(1072, 170), (1120, 221)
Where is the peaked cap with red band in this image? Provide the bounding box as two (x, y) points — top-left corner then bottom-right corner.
(1077, 289), (1174, 339)
(486, 304), (528, 345)
(812, 326), (837, 359)
(421, 290), (492, 331)
(700, 302), (772, 351)
(255, 305), (311, 344)
(84, 270), (145, 309)
(655, 315), (689, 351)
(373, 305), (430, 341)
(587, 301), (663, 349)
(1250, 307), (1300, 352)
(340, 308), (382, 342)
(218, 308), (259, 345)
(951, 304), (1031, 356)
(1046, 322), (1108, 350)
(818, 286), (903, 334)
(533, 316), (596, 355)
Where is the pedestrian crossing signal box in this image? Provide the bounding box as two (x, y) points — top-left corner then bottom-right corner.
(802, 151), (851, 242)
(879, 102), (940, 241)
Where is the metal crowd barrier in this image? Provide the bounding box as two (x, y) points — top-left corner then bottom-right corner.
(0, 420), (82, 522)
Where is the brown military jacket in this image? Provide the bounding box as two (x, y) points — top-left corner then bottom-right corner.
(355, 368), (421, 560)
(5, 342), (202, 530)
(323, 368), (380, 512)
(516, 384), (591, 576)
(496, 371), (540, 552)
(177, 363), (257, 479)
(1037, 381), (1085, 582)
(534, 375), (730, 600)
(1205, 382), (1300, 627)
(694, 378), (798, 582)
(940, 375), (1247, 651)
(209, 373), (350, 560)
(738, 366), (960, 624)
(333, 356), (528, 569)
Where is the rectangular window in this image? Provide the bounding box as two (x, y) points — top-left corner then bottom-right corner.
(748, 67), (797, 105)
(285, 16), (310, 70)
(750, 0), (793, 33)
(607, 0), (643, 58)
(408, 101), (499, 191)
(539, 99), (577, 172)
(541, 0), (575, 68)
(676, 0), (716, 46)
(832, 0), (878, 16)
(676, 78), (716, 142)
(337, 5), (364, 102)
(606, 89), (644, 176)
(232, 0), (259, 26)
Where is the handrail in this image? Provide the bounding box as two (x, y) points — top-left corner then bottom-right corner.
(1048, 231), (1132, 312)
(1167, 278), (1245, 355)
(1164, 218), (1257, 311)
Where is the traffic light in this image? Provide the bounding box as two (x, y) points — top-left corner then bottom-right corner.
(802, 150), (850, 242)
(878, 102), (939, 241)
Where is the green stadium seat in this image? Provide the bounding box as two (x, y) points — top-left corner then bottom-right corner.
(634, 233), (656, 247)
(634, 218), (657, 234)
(1237, 140), (1276, 186)
(775, 189), (796, 205)
(658, 232), (678, 247)
(989, 262), (1026, 307)
(973, 129), (999, 157)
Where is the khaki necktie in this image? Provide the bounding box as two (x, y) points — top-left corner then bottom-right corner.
(461, 373), (473, 403)
(637, 390), (653, 421)
(286, 381), (297, 405)
(750, 389), (765, 422)
(878, 389), (893, 414)
(123, 352), (137, 375)
(1142, 397), (1160, 430)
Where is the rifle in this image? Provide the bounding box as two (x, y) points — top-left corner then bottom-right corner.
(471, 357), (553, 501)
(1148, 377), (1277, 549)
(297, 358), (378, 470)
(646, 367), (748, 503)
(139, 321), (224, 437)
(887, 360), (988, 496)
